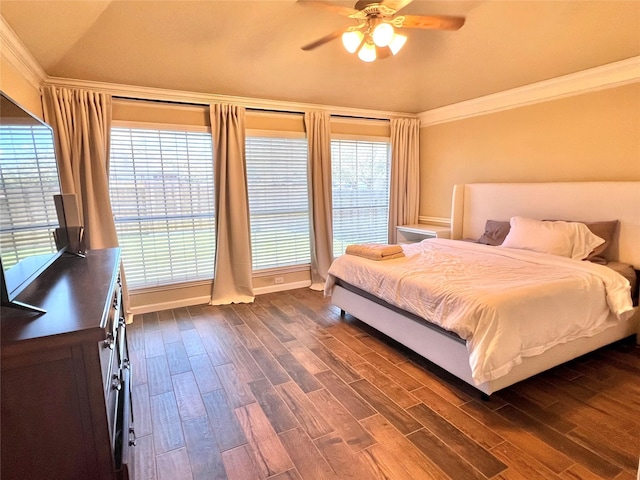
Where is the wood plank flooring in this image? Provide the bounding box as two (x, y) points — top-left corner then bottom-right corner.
(128, 288), (640, 480)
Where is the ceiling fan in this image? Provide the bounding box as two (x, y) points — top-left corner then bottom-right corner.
(299, 0), (465, 62)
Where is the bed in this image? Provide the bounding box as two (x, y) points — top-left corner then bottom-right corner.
(325, 182), (640, 396)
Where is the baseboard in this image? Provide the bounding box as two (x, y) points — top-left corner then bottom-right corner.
(253, 280), (312, 295)
(128, 294), (212, 316)
(128, 280), (313, 316)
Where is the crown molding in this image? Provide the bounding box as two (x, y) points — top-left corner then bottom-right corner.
(45, 76), (415, 121)
(419, 56), (640, 127)
(0, 16), (47, 89)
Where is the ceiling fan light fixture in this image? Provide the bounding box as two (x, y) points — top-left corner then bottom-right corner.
(357, 41), (377, 62)
(372, 22), (394, 47)
(299, 1), (465, 62)
(342, 30), (364, 54)
(389, 33), (407, 55)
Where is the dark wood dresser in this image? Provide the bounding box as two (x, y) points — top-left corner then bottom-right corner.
(1, 248), (135, 480)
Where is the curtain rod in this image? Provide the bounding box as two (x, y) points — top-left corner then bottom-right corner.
(113, 95), (206, 107)
(247, 106), (390, 123)
(112, 95), (392, 122)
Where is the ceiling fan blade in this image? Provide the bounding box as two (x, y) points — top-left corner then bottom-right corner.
(297, 0), (357, 17)
(400, 14), (465, 30)
(380, 0), (414, 13)
(301, 29), (345, 51)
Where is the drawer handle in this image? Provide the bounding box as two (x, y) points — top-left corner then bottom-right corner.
(111, 373), (122, 391)
(103, 332), (115, 350)
(129, 428), (137, 447)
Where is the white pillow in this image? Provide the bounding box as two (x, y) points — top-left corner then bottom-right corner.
(500, 216), (605, 260)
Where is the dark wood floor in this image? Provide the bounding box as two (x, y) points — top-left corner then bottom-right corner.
(128, 288), (640, 480)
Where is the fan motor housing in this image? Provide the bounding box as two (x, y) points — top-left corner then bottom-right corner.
(355, 0), (382, 11)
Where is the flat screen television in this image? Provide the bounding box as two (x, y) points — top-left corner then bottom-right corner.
(0, 92), (69, 313)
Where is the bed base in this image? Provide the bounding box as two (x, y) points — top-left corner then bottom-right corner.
(332, 284), (639, 396)
(330, 182), (639, 395)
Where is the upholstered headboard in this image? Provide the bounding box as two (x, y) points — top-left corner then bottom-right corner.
(450, 182), (640, 267)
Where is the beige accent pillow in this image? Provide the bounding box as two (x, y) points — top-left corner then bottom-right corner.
(583, 220), (618, 264)
(477, 220), (511, 246)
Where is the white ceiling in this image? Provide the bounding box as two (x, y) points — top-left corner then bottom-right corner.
(2, 0), (639, 113)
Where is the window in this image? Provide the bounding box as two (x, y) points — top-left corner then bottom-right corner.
(109, 127), (215, 289)
(246, 135), (310, 271)
(331, 138), (390, 257)
(0, 124), (59, 267)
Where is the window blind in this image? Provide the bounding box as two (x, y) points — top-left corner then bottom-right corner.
(246, 136), (310, 271)
(331, 139), (390, 257)
(109, 127), (215, 289)
(0, 125), (59, 268)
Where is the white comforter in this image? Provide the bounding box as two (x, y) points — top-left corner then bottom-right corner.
(325, 239), (634, 384)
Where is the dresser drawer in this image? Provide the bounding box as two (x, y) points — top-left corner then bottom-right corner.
(100, 344), (116, 403)
(100, 280), (122, 390)
(115, 366), (134, 480)
(106, 364), (122, 451)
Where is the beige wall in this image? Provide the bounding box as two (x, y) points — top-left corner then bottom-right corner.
(113, 98), (209, 126)
(0, 56), (42, 119)
(419, 83), (640, 219)
(113, 99), (391, 137)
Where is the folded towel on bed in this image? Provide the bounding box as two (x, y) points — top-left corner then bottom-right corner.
(345, 243), (405, 261)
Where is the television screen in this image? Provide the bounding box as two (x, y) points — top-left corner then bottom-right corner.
(0, 92), (68, 313)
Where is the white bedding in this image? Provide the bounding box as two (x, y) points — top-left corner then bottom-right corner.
(325, 239), (634, 385)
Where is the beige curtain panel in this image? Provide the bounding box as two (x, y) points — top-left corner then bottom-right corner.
(42, 85), (130, 316)
(43, 86), (118, 250)
(304, 111), (334, 291)
(388, 117), (420, 243)
(209, 104), (254, 305)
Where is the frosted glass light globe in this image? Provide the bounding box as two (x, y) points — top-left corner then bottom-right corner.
(389, 33), (407, 55)
(342, 30), (364, 54)
(358, 42), (377, 62)
(372, 23), (394, 47)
